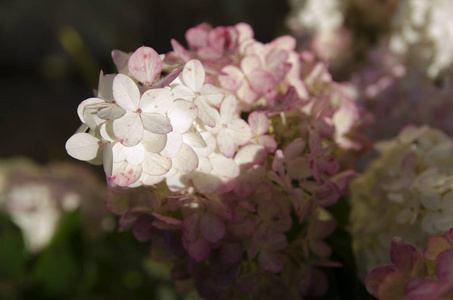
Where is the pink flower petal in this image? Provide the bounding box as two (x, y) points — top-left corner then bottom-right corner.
(128, 46), (162, 84)
(199, 213), (225, 243)
(111, 160), (142, 186)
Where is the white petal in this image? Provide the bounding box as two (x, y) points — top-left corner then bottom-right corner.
(98, 72), (115, 101)
(194, 97), (218, 128)
(210, 153), (239, 178)
(112, 142), (129, 162)
(99, 122), (116, 142)
(113, 74), (140, 111)
(171, 84), (195, 101)
(182, 59), (205, 92)
(127, 143), (146, 166)
(199, 84), (224, 107)
(142, 152), (172, 176)
(66, 133), (100, 161)
(141, 113), (172, 134)
(111, 161), (142, 186)
(217, 129), (236, 158)
(140, 173), (165, 186)
(234, 144), (266, 169)
(113, 112), (144, 146)
(77, 97), (106, 129)
(168, 100), (198, 133)
(97, 105), (126, 120)
(165, 171), (186, 192)
(140, 88), (174, 114)
(172, 144), (198, 173)
(160, 129), (183, 158)
(194, 131), (216, 157)
(228, 119), (252, 145)
(248, 111), (269, 135)
(182, 131), (207, 148)
(142, 131), (167, 153)
(219, 95), (237, 124)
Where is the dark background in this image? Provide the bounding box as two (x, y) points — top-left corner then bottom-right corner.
(0, 0), (290, 163)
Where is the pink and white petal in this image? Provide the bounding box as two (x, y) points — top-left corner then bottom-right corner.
(170, 39), (191, 62)
(219, 95), (237, 124)
(97, 105), (126, 120)
(182, 59), (205, 92)
(234, 144), (267, 169)
(186, 26), (209, 48)
(141, 113), (172, 134)
(237, 81), (258, 106)
(66, 132), (100, 161)
(140, 88), (174, 114)
(248, 111), (269, 135)
(241, 55), (262, 74)
(168, 100), (198, 133)
(194, 97), (219, 128)
(113, 74), (140, 111)
(248, 68), (275, 94)
(271, 35), (296, 50)
(221, 243), (243, 265)
(171, 84), (195, 101)
(111, 49), (130, 74)
(111, 160), (142, 186)
(199, 84), (224, 107)
(142, 130), (167, 153)
(194, 173), (220, 194)
(272, 149), (285, 172)
(172, 144), (198, 173)
(284, 138), (306, 161)
(217, 129), (236, 158)
(142, 152), (172, 176)
(218, 66), (244, 92)
(151, 68), (182, 88)
(199, 213), (225, 243)
(228, 119), (252, 145)
(128, 46), (162, 84)
(98, 72), (115, 101)
(182, 131), (207, 148)
(113, 112), (144, 146)
(210, 153), (239, 178)
(257, 135), (277, 153)
(160, 129), (183, 158)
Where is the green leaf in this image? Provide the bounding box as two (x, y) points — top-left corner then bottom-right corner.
(0, 213), (25, 281)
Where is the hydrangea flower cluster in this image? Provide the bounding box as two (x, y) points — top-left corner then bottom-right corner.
(66, 22), (367, 298)
(0, 158), (111, 252)
(366, 228), (453, 299)
(287, 0), (453, 142)
(349, 125), (453, 280)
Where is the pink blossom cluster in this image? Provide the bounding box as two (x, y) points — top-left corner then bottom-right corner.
(66, 22), (367, 298)
(366, 228), (453, 299)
